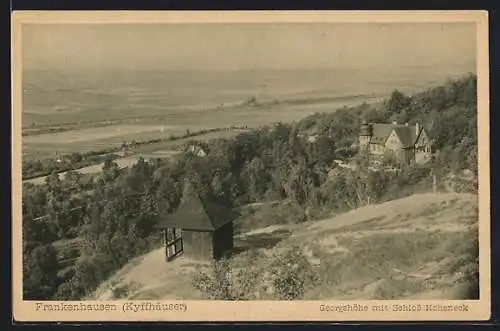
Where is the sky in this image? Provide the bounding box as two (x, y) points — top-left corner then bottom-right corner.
(22, 22), (477, 71)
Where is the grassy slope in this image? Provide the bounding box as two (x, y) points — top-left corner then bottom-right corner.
(90, 192), (478, 301)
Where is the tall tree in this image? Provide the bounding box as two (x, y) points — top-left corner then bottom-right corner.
(23, 244), (60, 300)
(102, 158), (120, 182)
(386, 89), (411, 116)
(242, 157), (268, 202)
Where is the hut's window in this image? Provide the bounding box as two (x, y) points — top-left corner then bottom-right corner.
(166, 228), (175, 242)
(166, 228), (182, 242)
(165, 227), (183, 261)
(174, 228), (182, 239)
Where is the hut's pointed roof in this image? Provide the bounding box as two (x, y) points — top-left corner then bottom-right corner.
(154, 195), (239, 231)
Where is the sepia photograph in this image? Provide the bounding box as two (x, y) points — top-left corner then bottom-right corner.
(12, 11), (490, 322)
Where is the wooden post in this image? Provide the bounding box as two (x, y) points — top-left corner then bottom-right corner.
(432, 168), (437, 194)
(164, 229), (168, 261)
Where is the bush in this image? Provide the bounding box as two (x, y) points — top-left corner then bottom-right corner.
(268, 247), (319, 300)
(191, 247), (319, 300)
(53, 277), (86, 300)
(111, 284), (131, 299)
(192, 258), (260, 300)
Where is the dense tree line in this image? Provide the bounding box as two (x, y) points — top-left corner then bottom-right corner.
(22, 74), (477, 300)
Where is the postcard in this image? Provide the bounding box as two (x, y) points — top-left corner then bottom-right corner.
(12, 10), (490, 322)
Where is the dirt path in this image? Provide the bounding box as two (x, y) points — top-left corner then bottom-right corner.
(93, 248), (207, 300)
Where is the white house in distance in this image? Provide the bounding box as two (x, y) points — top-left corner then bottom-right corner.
(359, 120), (433, 166)
(185, 144), (208, 157)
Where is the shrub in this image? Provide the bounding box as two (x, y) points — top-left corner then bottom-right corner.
(192, 258), (260, 300)
(192, 247), (319, 301)
(111, 284), (131, 299)
(268, 246), (319, 300)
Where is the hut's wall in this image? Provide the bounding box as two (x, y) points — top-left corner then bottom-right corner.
(212, 222), (234, 260)
(182, 230), (213, 261)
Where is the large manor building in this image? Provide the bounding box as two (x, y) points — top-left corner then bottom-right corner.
(359, 120), (433, 166)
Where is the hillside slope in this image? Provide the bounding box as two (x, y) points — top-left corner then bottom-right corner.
(91, 192), (478, 300)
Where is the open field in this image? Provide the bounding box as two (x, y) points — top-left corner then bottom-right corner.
(134, 129), (244, 154)
(21, 65), (474, 161)
(22, 125), (186, 145)
(22, 128), (239, 185)
(22, 125), (215, 161)
(23, 129), (241, 185)
(24, 97), (341, 161)
(91, 192), (479, 300)
(21, 96), (377, 161)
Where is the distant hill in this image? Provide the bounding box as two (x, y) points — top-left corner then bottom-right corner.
(21, 65), (474, 127)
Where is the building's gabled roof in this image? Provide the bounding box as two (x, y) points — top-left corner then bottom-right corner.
(154, 195), (239, 231)
(367, 122), (428, 147)
(369, 123), (397, 145)
(393, 126), (417, 148)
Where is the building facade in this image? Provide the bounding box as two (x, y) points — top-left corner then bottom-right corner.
(154, 194), (238, 262)
(359, 121), (432, 166)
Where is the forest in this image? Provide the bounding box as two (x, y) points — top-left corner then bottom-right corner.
(22, 74), (478, 300)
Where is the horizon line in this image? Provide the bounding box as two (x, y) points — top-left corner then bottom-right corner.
(22, 62), (476, 73)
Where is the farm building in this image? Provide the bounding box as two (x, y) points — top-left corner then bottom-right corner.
(154, 194), (239, 262)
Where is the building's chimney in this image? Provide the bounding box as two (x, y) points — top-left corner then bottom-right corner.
(416, 122), (420, 135)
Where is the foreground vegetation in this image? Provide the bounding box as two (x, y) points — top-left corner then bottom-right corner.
(193, 194), (478, 301)
(22, 74), (478, 300)
(92, 193), (478, 300)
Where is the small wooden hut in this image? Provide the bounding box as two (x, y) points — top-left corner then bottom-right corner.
(154, 195), (239, 262)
